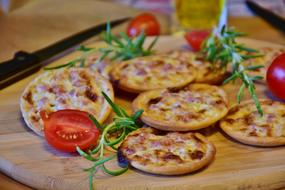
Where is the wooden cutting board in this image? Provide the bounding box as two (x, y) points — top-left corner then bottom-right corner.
(0, 36), (285, 190)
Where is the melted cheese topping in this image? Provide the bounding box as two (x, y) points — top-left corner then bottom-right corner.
(21, 68), (112, 132)
(145, 84), (227, 124)
(120, 128), (207, 166)
(168, 51), (226, 83)
(222, 100), (285, 137)
(110, 55), (196, 91)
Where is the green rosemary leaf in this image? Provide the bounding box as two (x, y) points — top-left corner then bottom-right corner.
(96, 51), (110, 64)
(76, 146), (97, 161)
(126, 125), (138, 131)
(237, 83), (246, 104)
(241, 54), (263, 60)
(235, 45), (258, 53)
(106, 128), (126, 146)
(90, 143), (102, 155)
(118, 106), (129, 117)
(115, 120), (135, 127)
(101, 91), (124, 117)
(89, 114), (103, 131)
(112, 36), (124, 47)
(245, 65), (264, 71)
(44, 60), (78, 70)
(77, 45), (95, 52)
(248, 85), (263, 116)
(134, 32), (146, 48)
(120, 32), (133, 48)
(251, 75), (264, 81)
(102, 164), (128, 176)
(223, 72), (239, 84)
(89, 172), (94, 190)
(147, 36), (159, 51)
(132, 109), (144, 121)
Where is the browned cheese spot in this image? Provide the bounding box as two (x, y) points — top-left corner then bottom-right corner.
(148, 97), (162, 105)
(132, 155), (150, 166)
(23, 91), (33, 105)
(243, 115), (254, 125)
(162, 152), (183, 163)
(249, 130), (257, 137)
(228, 107), (239, 115)
(85, 88), (97, 102)
(31, 115), (40, 122)
(224, 118), (235, 124)
(190, 150), (204, 160)
(176, 113), (199, 122)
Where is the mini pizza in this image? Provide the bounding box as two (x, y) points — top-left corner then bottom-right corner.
(168, 51), (227, 85)
(220, 99), (285, 147)
(133, 83), (228, 131)
(119, 127), (216, 175)
(20, 68), (114, 136)
(109, 55), (197, 93)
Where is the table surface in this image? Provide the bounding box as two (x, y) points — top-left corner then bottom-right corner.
(0, 0), (285, 189)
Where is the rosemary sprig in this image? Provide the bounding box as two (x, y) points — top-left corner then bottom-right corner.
(202, 26), (264, 115)
(77, 92), (143, 190)
(96, 22), (158, 63)
(44, 22), (158, 70)
(44, 45), (96, 70)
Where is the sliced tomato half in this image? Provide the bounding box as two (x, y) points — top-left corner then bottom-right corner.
(40, 109), (100, 153)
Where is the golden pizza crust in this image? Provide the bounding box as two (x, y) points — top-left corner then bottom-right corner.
(220, 99), (285, 147)
(168, 51), (227, 85)
(119, 127), (216, 175)
(20, 68), (114, 136)
(133, 84), (229, 131)
(109, 55), (197, 93)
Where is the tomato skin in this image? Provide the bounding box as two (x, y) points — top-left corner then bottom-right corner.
(127, 13), (160, 37)
(40, 110), (99, 153)
(266, 53), (285, 100)
(184, 30), (210, 52)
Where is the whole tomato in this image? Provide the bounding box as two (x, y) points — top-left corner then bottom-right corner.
(266, 53), (285, 100)
(184, 30), (210, 52)
(127, 13), (160, 37)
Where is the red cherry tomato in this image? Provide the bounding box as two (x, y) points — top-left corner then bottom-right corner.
(184, 30), (210, 52)
(127, 13), (160, 37)
(266, 53), (285, 100)
(40, 110), (99, 153)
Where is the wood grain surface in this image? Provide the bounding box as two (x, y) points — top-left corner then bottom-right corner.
(0, 36), (285, 190)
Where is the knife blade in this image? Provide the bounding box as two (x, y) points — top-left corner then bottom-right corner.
(0, 17), (130, 90)
(246, 0), (285, 33)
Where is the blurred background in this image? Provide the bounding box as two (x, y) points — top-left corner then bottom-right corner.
(0, 0), (285, 60)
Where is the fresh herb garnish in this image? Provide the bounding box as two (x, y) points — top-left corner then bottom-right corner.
(201, 26), (264, 115)
(77, 92), (143, 190)
(44, 22), (158, 70)
(44, 45), (96, 70)
(96, 22), (158, 63)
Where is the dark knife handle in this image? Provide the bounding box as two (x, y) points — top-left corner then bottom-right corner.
(246, 0), (285, 33)
(0, 51), (40, 90)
